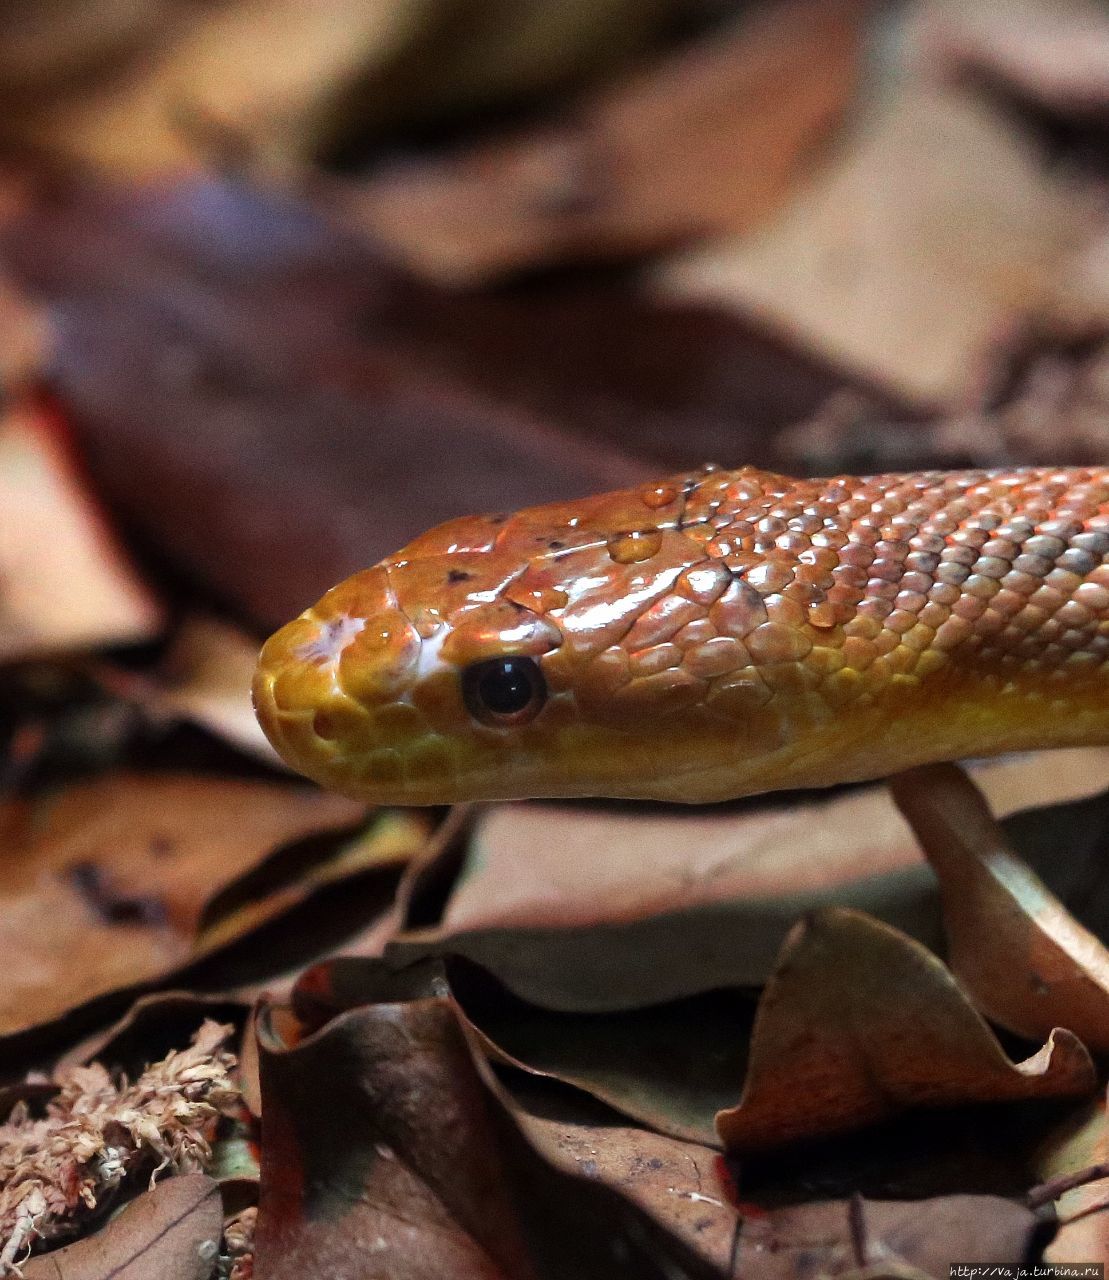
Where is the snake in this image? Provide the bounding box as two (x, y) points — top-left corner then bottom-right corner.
(252, 464), (1109, 805)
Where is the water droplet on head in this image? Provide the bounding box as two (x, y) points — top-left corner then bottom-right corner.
(640, 483), (678, 510)
(607, 529), (663, 564)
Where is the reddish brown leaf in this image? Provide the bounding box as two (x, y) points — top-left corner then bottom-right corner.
(254, 996), (728, 1279)
(390, 752), (1109, 1012)
(0, 397), (161, 664)
(732, 1194), (1044, 1278)
(655, 29), (1105, 407)
(1036, 1093), (1109, 1265)
(716, 908), (1096, 1153)
(891, 763), (1109, 1052)
(294, 953), (750, 1145)
(516, 1094), (738, 1271)
(0, 772), (367, 1040)
(342, 0), (868, 284)
(20, 1173), (221, 1280)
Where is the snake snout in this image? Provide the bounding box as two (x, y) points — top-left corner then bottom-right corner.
(252, 567), (428, 795)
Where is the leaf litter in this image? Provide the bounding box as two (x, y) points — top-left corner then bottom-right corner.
(3, 1), (1109, 1274)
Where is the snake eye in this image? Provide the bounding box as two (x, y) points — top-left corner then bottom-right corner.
(461, 656), (546, 727)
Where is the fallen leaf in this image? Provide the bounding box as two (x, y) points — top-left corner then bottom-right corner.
(514, 1083), (739, 1273)
(0, 272), (48, 387)
(154, 616), (281, 765)
(654, 8), (1104, 406)
(294, 952), (750, 1145)
(932, 0), (1109, 120)
(254, 996), (728, 1279)
(1036, 1092), (1109, 1265)
(0, 771), (366, 1042)
(55, 989), (248, 1076)
(343, 0), (868, 283)
(891, 764), (1109, 1052)
(0, 396), (161, 664)
(716, 908), (1095, 1153)
(389, 751), (1109, 1012)
(7, 0), (690, 176)
(20, 1173), (221, 1280)
(732, 1194), (1046, 1279)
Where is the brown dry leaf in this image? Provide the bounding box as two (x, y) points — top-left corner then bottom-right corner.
(1036, 1093), (1109, 1264)
(2, 0), (432, 173)
(254, 997), (728, 1280)
(0, 272), (49, 388)
(0, 397), (161, 664)
(293, 952), (749, 1145)
(345, 0), (868, 284)
(0, 0), (185, 99)
(0, 772), (368, 1042)
(732, 1194), (1044, 1279)
(7, 0), (687, 176)
(932, 0), (1109, 119)
(516, 1090), (738, 1273)
(655, 5), (1104, 407)
(390, 751), (1109, 1012)
(891, 764), (1109, 1052)
(716, 908), (1095, 1153)
(153, 616), (280, 765)
(20, 1172), (221, 1280)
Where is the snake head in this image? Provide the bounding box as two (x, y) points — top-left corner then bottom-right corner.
(253, 472), (789, 803)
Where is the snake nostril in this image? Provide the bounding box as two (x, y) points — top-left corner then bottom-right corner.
(312, 709), (339, 740)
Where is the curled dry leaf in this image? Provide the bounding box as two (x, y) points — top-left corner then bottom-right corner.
(294, 952), (749, 1145)
(390, 751), (1109, 1012)
(19, 1172), (222, 1280)
(345, 0), (868, 284)
(254, 997), (728, 1280)
(153, 616), (282, 765)
(515, 1096), (738, 1273)
(0, 772), (368, 1044)
(733, 1193), (1044, 1279)
(931, 0), (1109, 119)
(716, 908), (1095, 1153)
(8, 0), (689, 176)
(1036, 1092), (1109, 1264)
(654, 17), (1104, 407)
(890, 763), (1109, 1051)
(0, 397), (161, 665)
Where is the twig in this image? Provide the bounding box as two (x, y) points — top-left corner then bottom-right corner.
(1025, 1161), (1109, 1210)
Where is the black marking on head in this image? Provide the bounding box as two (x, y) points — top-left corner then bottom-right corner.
(447, 569), (473, 584)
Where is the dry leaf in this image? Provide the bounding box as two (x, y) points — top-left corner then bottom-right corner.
(516, 1090), (738, 1273)
(732, 1194), (1045, 1279)
(19, 1172), (221, 1280)
(254, 997), (728, 1279)
(0, 772), (366, 1042)
(655, 7), (1103, 406)
(390, 751), (1109, 1012)
(7, 0), (688, 176)
(932, 0), (1109, 119)
(155, 616), (280, 765)
(1036, 1092), (1109, 1265)
(891, 764), (1109, 1051)
(294, 953), (750, 1145)
(716, 908), (1095, 1153)
(344, 0), (868, 283)
(0, 273), (49, 388)
(0, 397), (161, 664)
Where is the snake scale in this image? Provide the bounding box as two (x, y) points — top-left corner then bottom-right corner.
(253, 465), (1109, 804)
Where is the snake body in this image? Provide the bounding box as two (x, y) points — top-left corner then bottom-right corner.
(253, 465), (1109, 804)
